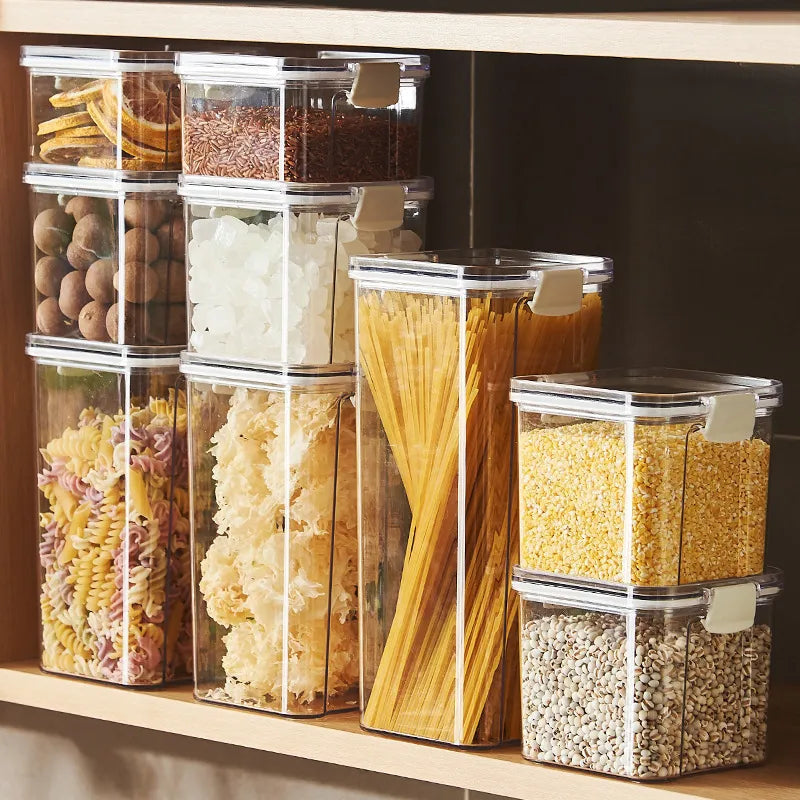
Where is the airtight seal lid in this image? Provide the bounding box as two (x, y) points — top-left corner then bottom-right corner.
(176, 51), (429, 84)
(349, 248), (613, 296)
(26, 335), (182, 370)
(512, 566), (783, 624)
(21, 46), (176, 75)
(510, 367), (783, 426)
(24, 163), (180, 195)
(180, 352), (355, 393)
(178, 174), (433, 209)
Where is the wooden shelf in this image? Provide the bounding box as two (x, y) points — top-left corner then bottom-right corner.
(4, 2), (800, 64)
(0, 661), (796, 800)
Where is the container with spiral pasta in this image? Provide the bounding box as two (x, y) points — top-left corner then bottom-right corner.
(349, 248), (613, 746)
(26, 164), (186, 346)
(182, 353), (358, 716)
(27, 335), (192, 686)
(177, 51), (428, 183)
(22, 46), (180, 171)
(510, 369), (782, 586)
(180, 174), (431, 365)
(512, 566), (783, 780)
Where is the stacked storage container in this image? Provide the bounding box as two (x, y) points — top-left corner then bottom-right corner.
(22, 47), (190, 686)
(509, 368), (784, 779)
(176, 51), (432, 716)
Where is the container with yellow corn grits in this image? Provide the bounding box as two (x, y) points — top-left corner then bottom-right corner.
(350, 248), (613, 747)
(510, 368), (782, 586)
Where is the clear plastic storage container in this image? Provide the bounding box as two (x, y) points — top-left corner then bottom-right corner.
(181, 175), (431, 364)
(177, 51), (428, 182)
(26, 164), (185, 345)
(182, 353), (358, 716)
(351, 249), (613, 746)
(28, 336), (192, 686)
(510, 369), (782, 586)
(512, 566), (782, 780)
(21, 46), (180, 170)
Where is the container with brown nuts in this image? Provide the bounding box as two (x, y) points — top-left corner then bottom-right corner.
(25, 165), (186, 345)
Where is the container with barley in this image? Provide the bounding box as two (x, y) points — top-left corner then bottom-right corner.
(510, 369), (782, 586)
(512, 566), (783, 780)
(177, 51), (428, 183)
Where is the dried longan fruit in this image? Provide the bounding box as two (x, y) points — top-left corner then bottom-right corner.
(35, 256), (71, 297)
(36, 297), (70, 336)
(124, 227), (160, 265)
(106, 302), (149, 344)
(33, 207), (75, 257)
(124, 197), (169, 231)
(113, 261), (159, 303)
(156, 216), (185, 260)
(147, 302), (187, 345)
(72, 213), (114, 259)
(78, 301), (111, 341)
(59, 270), (91, 320)
(65, 196), (109, 222)
(66, 241), (96, 271)
(85, 259), (117, 303)
(151, 259), (185, 303)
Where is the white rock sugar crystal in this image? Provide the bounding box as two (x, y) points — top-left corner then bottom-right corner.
(188, 212), (422, 364)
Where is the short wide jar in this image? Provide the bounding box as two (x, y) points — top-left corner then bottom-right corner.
(513, 566), (782, 780)
(28, 336), (192, 686)
(183, 354), (358, 717)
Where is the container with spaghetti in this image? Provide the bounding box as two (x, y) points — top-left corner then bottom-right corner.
(182, 353), (358, 717)
(350, 248), (613, 747)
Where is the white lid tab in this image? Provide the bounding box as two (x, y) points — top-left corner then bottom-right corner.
(702, 392), (757, 443)
(529, 268), (584, 317)
(703, 582), (758, 634)
(348, 61), (401, 108)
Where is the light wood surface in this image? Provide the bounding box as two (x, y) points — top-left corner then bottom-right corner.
(5, 3), (800, 64)
(0, 662), (796, 800)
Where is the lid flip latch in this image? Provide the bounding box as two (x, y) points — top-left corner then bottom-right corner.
(348, 61), (401, 108)
(703, 582), (757, 634)
(528, 268), (583, 317)
(353, 184), (405, 232)
(702, 392), (757, 443)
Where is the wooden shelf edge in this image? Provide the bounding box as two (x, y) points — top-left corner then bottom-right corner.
(0, 662), (797, 800)
(4, 3), (800, 63)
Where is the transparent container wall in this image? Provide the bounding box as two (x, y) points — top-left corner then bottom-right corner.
(357, 288), (603, 746)
(518, 595), (773, 779)
(28, 71), (180, 170)
(34, 360), (191, 685)
(517, 411), (773, 585)
(32, 186), (185, 345)
(182, 81), (423, 182)
(186, 201), (426, 364)
(190, 380), (358, 716)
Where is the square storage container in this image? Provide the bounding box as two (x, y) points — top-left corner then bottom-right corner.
(512, 566), (782, 780)
(26, 164), (186, 345)
(27, 336), (192, 686)
(21, 46), (180, 171)
(181, 175), (431, 364)
(510, 368), (782, 586)
(176, 51), (428, 183)
(182, 353), (358, 716)
(351, 249), (613, 746)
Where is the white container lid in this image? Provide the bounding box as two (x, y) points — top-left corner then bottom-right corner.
(176, 50), (429, 83)
(512, 565), (783, 615)
(26, 334), (182, 370)
(349, 248), (613, 294)
(180, 352), (355, 393)
(21, 46), (176, 75)
(24, 163), (179, 195)
(178, 174), (433, 209)
(510, 367), (782, 422)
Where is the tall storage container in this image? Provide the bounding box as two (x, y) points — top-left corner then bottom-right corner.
(350, 249), (613, 746)
(513, 566), (783, 779)
(510, 369), (782, 586)
(21, 46), (180, 170)
(177, 51), (428, 183)
(181, 175), (431, 364)
(183, 354), (358, 716)
(28, 336), (191, 685)
(25, 164), (185, 345)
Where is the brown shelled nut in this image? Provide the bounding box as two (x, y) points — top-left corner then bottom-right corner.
(66, 241), (96, 271)
(35, 256), (71, 297)
(73, 213), (114, 259)
(59, 271), (91, 320)
(156, 216), (185, 261)
(125, 227), (160, 264)
(33, 208), (74, 257)
(85, 259), (117, 303)
(124, 197), (169, 232)
(106, 301), (149, 344)
(113, 261), (159, 303)
(78, 301), (111, 341)
(151, 259), (185, 303)
(65, 196), (109, 222)
(36, 296), (71, 336)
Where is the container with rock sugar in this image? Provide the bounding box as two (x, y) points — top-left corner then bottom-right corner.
(512, 566), (783, 780)
(511, 369), (782, 586)
(181, 175), (431, 365)
(177, 51), (428, 183)
(182, 353), (358, 717)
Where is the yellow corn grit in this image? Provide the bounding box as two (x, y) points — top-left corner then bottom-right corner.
(518, 421), (770, 585)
